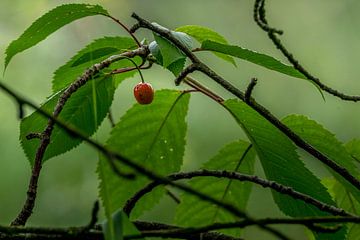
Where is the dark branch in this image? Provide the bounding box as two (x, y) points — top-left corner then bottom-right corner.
(5, 215), (360, 240)
(0, 221), (245, 240)
(244, 78), (258, 103)
(130, 216), (360, 238)
(0, 82), (279, 238)
(81, 201), (100, 232)
(130, 13), (360, 194)
(254, 0), (360, 102)
(123, 170), (352, 217)
(174, 64), (200, 85)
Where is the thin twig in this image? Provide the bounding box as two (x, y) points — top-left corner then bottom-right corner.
(244, 78), (258, 103)
(254, 0), (360, 102)
(104, 14), (142, 47)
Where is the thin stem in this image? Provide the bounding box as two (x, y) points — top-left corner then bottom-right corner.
(104, 14), (142, 47)
(119, 56), (145, 83)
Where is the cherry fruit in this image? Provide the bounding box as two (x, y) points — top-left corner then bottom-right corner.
(133, 82), (154, 105)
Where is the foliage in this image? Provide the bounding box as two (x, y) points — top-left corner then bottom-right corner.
(2, 2), (360, 240)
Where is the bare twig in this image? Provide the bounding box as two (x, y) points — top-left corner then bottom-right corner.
(254, 0), (360, 102)
(244, 78), (258, 103)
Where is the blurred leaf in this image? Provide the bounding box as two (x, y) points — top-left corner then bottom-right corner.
(176, 25), (236, 66)
(53, 36), (139, 92)
(282, 115), (360, 205)
(103, 210), (143, 240)
(20, 76), (115, 165)
(323, 178), (360, 239)
(224, 99), (346, 240)
(98, 90), (190, 219)
(175, 140), (255, 237)
(5, 4), (109, 70)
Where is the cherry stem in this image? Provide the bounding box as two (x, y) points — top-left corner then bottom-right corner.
(120, 57), (145, 83)
(106, 15), (142, 47)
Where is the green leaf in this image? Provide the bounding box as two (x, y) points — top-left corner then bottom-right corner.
(176, 25), (236, 66)
(5, 4), (109, 70)
(103, 210), (143, 240)
(149, 40), (186, 76)
(153, 34), (185, 68)
(282, 115), (360, 206)
(150, 24), (192, 76)
(224, 99), (346, 240)
(202, 40), (325, 98)
(20, 76), (115, 165)
(202, 40), (306, 79)
(323, 178), (360, 239)
(53, 36), (139, 92)
(174, 140), (255, 237)
(345, 139), (360, 164)
(98, 90), (190, 219)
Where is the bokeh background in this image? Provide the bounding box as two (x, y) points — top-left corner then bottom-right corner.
(1, 1), (359, 239)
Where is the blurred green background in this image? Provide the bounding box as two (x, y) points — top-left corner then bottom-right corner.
(0, 1), (359, 239)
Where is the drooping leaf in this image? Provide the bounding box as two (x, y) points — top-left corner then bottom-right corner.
(149, 40), (186, 76)
(150, 24), (192, 76)
(153, 34), (185, 68)
(176, 25), (236, 66)
(103, 210), (144, 240)
(323, 178), (360, 239)
(175, 140), (255, 237)
(282, 115), (360, 206)
(53, 36), (139, 92)
(98, 90), (190, 219)
(224, 99), (346, 240)
(5, 4), (109, 70)
(20, 76), (115, 165)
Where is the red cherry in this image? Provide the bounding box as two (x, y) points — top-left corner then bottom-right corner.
(133, 82), (154, 104)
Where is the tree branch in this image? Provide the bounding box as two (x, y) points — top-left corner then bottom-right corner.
(123, 170), (352, 217)
(129, 13), (360, 194)
(0, 221), (245, 240)
(254, 0), (360, 102)
(0, 82), (291, 239)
